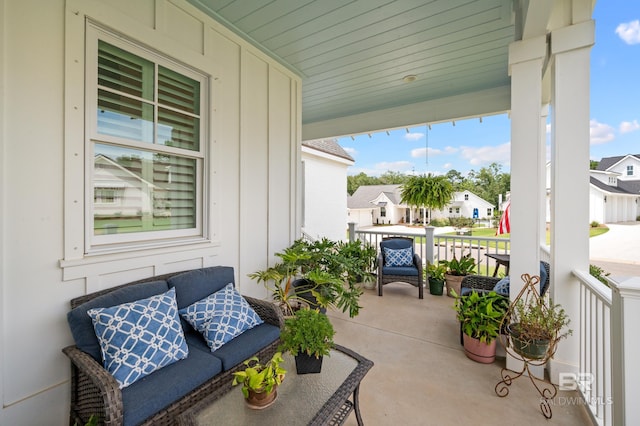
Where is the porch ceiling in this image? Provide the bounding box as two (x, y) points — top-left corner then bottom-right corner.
(188, 0), (517, 138)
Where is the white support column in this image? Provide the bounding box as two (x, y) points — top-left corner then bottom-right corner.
(549, 20), (594, 384)
(540, 105), (549, 248)
(611, 277), (640, 425)
(507, 35), (547, 374)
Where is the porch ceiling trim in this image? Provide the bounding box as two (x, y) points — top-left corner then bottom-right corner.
(302, 85), (510, 141)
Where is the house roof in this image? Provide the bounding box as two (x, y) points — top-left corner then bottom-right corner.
(597, 154), (640, 171)
(348, 184), (402, 209)
(590, 177), (639, 195)
(302, 138), (354, 162)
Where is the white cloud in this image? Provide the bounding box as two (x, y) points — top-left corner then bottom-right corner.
(374, 161), (414, 172)
(410, 146), (458, 158)
(404, 132), (425, 141)
(619, 119), (640, 134)
(443, 163), (452, 169)
(590, 119), (615, 145)
(616, 20), (640, 44)
(343, 147), (357, 156)
(459, 142), (510, 166)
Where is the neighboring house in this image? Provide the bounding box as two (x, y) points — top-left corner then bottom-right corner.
(301, 139), (354, 241)
(545, 156), (640, 224)
(347, 184), (494, 227)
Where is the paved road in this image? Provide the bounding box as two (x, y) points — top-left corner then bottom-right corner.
(589, 221), (640, 278)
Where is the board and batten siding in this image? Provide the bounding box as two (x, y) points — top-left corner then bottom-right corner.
(0, 0), (300, 423)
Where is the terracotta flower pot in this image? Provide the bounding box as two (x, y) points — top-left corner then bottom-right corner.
(462, 333), (496, 364)
(245, 386), (278, 409)
(445, 274), (465, 298)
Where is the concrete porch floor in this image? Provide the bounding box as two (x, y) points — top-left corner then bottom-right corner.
(327, 283), (594, 426)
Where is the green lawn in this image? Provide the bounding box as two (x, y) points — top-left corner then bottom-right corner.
(443, 226), (610, 244)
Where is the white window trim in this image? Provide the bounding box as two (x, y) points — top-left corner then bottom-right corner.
(85, 25), (209, 254)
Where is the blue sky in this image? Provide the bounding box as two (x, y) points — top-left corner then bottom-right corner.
(338, 1), (640, 177)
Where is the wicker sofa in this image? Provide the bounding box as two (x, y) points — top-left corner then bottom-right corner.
(63, 266), (283, 426)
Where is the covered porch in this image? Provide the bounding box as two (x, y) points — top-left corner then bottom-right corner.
(328, 286), (594, 425)
(3, 1), (636, 425)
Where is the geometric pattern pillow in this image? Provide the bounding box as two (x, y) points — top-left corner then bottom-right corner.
(87, 287), (189, 389)
(492, 276), (510, 296)
(179, 283), (263, 352)
(383, 246), (414, 267)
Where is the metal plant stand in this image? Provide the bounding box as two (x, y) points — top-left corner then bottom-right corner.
(494, 274), (561, 419)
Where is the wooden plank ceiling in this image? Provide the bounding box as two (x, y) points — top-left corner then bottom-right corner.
(188, 0), (515, 130)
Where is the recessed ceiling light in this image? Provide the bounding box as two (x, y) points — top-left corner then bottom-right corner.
(402, 74), (417, 83)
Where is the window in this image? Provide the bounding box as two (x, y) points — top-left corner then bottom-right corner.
(380, 207), (386, 217)
(627, 165), (634, 176)
(87, 28), (207, 250)
(448, 208), (453, 214)
(455, 208), (460, 214)
(464, 194), (469, 200)
(487, 208), (492, 216)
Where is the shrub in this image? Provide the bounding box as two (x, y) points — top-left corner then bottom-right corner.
(590, 221), (600, 228)
(590, 264), (610, 287)
(429, 218), (448, 227)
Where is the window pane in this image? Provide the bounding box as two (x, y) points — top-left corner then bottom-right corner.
(98, 40), (154, 100)
(158, 107), (200, 150)
(93, 144), (197, 236)
(159, 66), (200, 114)
(98, 89), (154, 142)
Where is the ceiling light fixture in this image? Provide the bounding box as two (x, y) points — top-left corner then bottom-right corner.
(402, 74), (417, 83)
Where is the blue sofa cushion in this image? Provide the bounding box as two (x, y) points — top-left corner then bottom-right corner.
(167, 266), (235, 309)
(212, 323), (281, 370)
(179, 283), (263, 352)
(121, 345), (223, 426)
(67, 280), (170, 362)
(493, 276), (510, 296)
(382, 265), (419, 276)
(383, 247), (414, 267)
(87, 288), (189, 389)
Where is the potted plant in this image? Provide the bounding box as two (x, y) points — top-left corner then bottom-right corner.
(426, 262), (447, 296)
(508, 299), (572, 360)
(247, 265), (309, 317)
(251, 238), (370, 318)
(453, 289), (507, 363)
(440, 253), (476, 297)
(279, 308), (335, 374)
(231, 352), (286, 409)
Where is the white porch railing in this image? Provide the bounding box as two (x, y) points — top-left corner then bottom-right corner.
(572, 269), (613, 426)
(349, 224), (509, 277)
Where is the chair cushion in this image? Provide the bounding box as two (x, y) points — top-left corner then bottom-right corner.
(87, 288), (189, 389)
(382, 265), (419, 276)
(121, 344), (223, 426)
(383, 247), (414, 267)
(179, 283), (263, 352)
(167, 266), (235, 309)
(212, 323), (281, 370)
(67, 280), (170, 362)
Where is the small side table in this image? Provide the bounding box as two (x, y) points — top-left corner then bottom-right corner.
(485, 253), (510, 277)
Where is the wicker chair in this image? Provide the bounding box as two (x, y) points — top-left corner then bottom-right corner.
(377, 237), (424, 299)
(458, 261), (550, 344)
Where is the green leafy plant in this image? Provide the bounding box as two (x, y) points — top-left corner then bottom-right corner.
(250, 238), (371, 318)
(590, 221), (600, 228)
(279, 308), (335, 358)
(74, 415), (98, 426)
(440, 253), (476, 276)
(590, 264), (610, 286)
(426, 262), (447, 282)
(452, 289), (508, 343)
(400, 174), (454, 224)
(231, 352), (286, 398)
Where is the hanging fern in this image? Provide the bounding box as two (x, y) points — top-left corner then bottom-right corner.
(400, 174), (454, 219)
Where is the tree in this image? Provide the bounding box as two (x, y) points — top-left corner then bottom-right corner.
(590, 160), (599, 170)
(445, 169), (466, 190)
(347, 172), (376, 195)
(464, 163), (510, 209)
(400, 174), (454, 223)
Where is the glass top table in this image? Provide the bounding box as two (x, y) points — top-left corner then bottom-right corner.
(177, 345), (373, 426)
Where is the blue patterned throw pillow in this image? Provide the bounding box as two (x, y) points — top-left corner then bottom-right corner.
(179, 283), (263, 352)
(493, 276), (510, 296)
(87, 288), (188, 389)
(384, 247), (414, 267)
